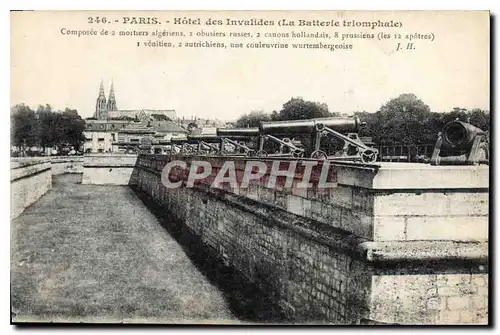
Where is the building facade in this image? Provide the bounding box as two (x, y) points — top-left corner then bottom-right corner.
(93, 81), (176, 121)
(83, 120), (129, 153)
(84, 81), (186, 153)
(107, 109), (176, 121)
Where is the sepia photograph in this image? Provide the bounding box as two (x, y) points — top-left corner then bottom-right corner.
(9, 9), (490, 326)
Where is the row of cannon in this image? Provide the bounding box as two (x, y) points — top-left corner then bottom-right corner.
(159, 116), (380, 163)
(140, 116), (488, 165)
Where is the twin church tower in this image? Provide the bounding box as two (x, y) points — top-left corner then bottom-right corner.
(94, 81), (118, 120)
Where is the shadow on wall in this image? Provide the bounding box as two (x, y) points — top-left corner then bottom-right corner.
(128, 155), (141, 187)
(127, 159), (287, 323)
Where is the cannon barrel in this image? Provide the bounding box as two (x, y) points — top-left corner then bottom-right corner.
(187, 134), (221, 143)
(170, 137), (189, 144)
(216, 127), (259, 138)
(259, 116), (362, 134)
(260, 119), (315, 134)
(152, 138), (173, 145)
(442, 121), (485, 150)
(313, 116), (363, 133)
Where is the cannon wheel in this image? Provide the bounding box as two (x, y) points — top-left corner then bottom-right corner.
(360, 149), (378, 163)
(256, 150), (268, 157)
(246, 149), (256, 157)
(292, 149), (305, 158)
(310, 150), (328, 160)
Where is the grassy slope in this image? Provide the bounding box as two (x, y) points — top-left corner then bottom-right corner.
(10, 174), (239, 324)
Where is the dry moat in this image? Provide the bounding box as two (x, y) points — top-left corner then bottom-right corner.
(11, 174), (283, 324)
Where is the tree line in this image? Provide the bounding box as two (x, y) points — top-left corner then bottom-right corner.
(11, 94), (490, 156)
(11, 104), (86, 155)
(234, 94), (490, 146)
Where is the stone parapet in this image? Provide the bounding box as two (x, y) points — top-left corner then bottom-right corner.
(10, 159), (52, 219)
(81, 154), (138, 185)
(132, 154), (489, 324)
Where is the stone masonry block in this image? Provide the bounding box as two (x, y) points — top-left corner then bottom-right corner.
(301, 199), (312, 219)
(246, 184), (259, 200)
(373, 216), (406, 241)
(328, 186), (353, 209)
(405, 216), (488, 241)
(312, 203), (339, 228)
(258, 185), (275, 204)
(448, 193), (489, 216)
(352, 188), (374, 213)
(287, 194), (306, 217)
(439, 310), (462, 324)
(374, 192), (488, 217)
(291, 179), (309, 198)
(473, 309), (488, 324)
(471, 296), (488, 310)
(472, 275), (487, 288)
(275, 191), (287, 210)
(446, 296), (470, 310)
(438, 285), (462, 297)
(306, 187), (330, 203)
(477, 286), (488, 297)
(308, 200), (325, 222)
(340, 210), (373, 239)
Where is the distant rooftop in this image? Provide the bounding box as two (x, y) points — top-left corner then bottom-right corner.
(154, 122), (188, 133)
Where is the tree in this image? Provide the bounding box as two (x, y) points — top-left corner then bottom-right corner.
(36, 104), (56, 149)
(366, 93), (432, 145)
(11, 104), (37, 151)
(270, 110), (280, 121)
(51, 108), (86, 151)
(11, 104), (86, 155)
(235, 110), (272, 128)
(355, 95), (490, 146)
(467, 108), (490, 132)
(279, 97), (331, 121)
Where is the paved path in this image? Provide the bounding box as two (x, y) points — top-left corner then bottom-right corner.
(11, 174), (239, 324)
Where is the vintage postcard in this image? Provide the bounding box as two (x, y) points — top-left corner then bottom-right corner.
(10, 10), (489, 325)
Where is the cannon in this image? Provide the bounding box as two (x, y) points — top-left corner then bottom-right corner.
(187, 134), (220, 143)
(259, 117), (363, 135)
(151, 139), (175, 155)
(187, 133), (251, 156)
(165, 116), (377, 162)
(254, 134), (305, 158)
(217, 125), (305, 158)
(169, 133), (250, 156)
(259, 117), (378, 162)
(253, 121), (316, 158)
(184, 134), (221, 155)
(170, 137), (197, 155)
(216, 128), (260, 156)
(312, 119), (378, 163)
(430, 120), (489, 165)
(216, 127), (260, 138)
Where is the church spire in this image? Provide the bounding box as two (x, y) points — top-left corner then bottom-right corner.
(98, 80), (106, 99)
(106, 81), (117, 111)
(109, 81), (115, 100)
(95, 80), (108, 119)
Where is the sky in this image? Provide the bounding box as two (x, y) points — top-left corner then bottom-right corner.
(11, 10), (490, 121)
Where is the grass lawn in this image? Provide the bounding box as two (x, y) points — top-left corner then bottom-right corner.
(11, 174), (240, 324)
